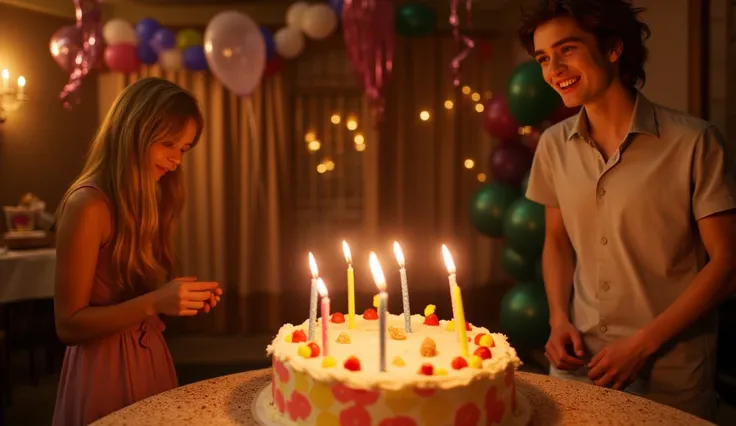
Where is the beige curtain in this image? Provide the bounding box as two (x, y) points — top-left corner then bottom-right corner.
(97, 65), (292, 335)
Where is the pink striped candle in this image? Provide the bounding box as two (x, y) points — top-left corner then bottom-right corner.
(317, 278), (330, 356)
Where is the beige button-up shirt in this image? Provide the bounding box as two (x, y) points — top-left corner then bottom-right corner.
(526, 92), (736, 418)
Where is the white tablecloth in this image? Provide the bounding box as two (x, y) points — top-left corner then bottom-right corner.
(0, 248), (55, 304)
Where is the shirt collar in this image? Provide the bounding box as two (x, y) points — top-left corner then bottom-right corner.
(566, 91), (660, 142)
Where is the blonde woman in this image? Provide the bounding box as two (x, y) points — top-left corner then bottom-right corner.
(52, 77), (222, 426)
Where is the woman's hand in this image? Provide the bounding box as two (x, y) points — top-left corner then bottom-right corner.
(173, 277), (222, 314)
(153, 277), (220, 316)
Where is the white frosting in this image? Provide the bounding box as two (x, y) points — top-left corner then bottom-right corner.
(266, 313), (522, 391)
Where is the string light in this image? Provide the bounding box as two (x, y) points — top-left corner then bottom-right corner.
(462, 86), (471, 95)
(346, 117), (358, 131)
(464, 159), (475, 169)
(304, 131), (317, 142)
(355, 143), (366, 152)
(475, 103), (484, 113)
(354, 133), (365, 144)
(317, 163), (327, 174)
(419, 110), (431, 121)
(307, 140), (321, 152)
(477, 173), (487, 182)
(444, 100), (454, 110)
(471, 92), (481, 102)
(331, 114), (341, 124)
(324, 158), (335, 171)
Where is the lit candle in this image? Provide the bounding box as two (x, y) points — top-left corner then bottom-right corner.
(343, 241), (356, 329)
(17, 76), (25, 95)
(1, 69), (8, 90)
(452, 283), (470, 358)
(393, 242), (411, 333)
(442, 244), (458, 324)
(308, 252), (319, 341)
(369, 252), (388, 372)
(317, 278), (330, 356)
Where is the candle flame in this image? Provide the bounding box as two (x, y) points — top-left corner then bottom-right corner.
(317, 278), (328, 297)
(342, 240), (352, 264)
(308, 252), (319, 279)
(441, 244), (456, 274)
(393, 241), (405, 267)
(369, 252), (387, 292)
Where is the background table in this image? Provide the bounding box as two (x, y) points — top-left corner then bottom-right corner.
(92, 369), (713, 426)
(0, 248), (55, 304)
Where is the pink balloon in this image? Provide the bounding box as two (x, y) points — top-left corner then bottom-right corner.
(342, 0), (395, 125)
(204, 10), (266, 96)
(104, 44), (140, 74)
(488, 143), (534, 188)
(482, 95), (521, 143)
(50, 25), (83, 73)
(60, 0), (104, 108)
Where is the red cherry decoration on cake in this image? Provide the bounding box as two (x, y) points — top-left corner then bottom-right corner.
(307, 342), (320, 358)
(465, 321), (472, 331)
(363, 308), (378, 320)
(344, 356), (362, 371)
(473, 333), (485, 345)
(331, 312), (345, 323)
(474, 346), (492, 360)
(418, 363), (434, 375)
(291, 330), (307, 343)
(423, 314), (439, 326)
(451, 356), (468, 370)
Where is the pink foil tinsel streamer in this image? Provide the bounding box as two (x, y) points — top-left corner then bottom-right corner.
(60, 0), (103, 109)
(342, 0), (395, 125)
(449, 0), (475, 87)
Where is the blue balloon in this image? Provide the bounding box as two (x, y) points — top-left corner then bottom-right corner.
(182, 46), (208, 71)
(137, 43), (158, 65)
(260, 26), (276, 61)
(150, 28), (176, 53)
(329, 0), (343, 19)
(136, 18), (161, 43)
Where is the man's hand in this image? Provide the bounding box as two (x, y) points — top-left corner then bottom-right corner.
(586, 331), (657, 390)
(545, 318), (586, 370)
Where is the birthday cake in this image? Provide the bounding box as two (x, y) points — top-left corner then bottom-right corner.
(263, 305), (525, 426)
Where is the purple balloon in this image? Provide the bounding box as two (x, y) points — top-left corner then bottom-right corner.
(329, 0), (344, 19)
(182, 46), (208, 71)
(50, 25), (83, 73)
(204, 10), (266, 96)
(488, 142), (534, 188)
(150, 28), (176, 53)
(136, 18), (161, 43)
(137, 43), (158, 65)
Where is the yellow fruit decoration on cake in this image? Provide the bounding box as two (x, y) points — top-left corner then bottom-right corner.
(309, 380), (335, 411)
(434, 367), (448, 376)
(336, 332), (351, 344)
(392, 356), (406, 367)
(297, 344), (312, 359)
(321, 356), (337, 368)
(424, 304), (436, 316)
(445, 321), (455, 331)
(373, 294), (380, 308)
(284, 334), (293, 343)
(478, 334), (494, 348)
(468, 355), (483, 369)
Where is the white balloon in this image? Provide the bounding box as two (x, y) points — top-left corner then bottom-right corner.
(103, 19), (137, 45)
(301, 4), (338, 40)
(159, 49), (182, 71)
(285, 1), (310, 29)
(274, 27), (305, 59)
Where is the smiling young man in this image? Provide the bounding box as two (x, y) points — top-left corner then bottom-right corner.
(520, 0), (736, 420)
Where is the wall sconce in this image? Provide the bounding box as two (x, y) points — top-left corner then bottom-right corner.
(0, 68), (27, 123)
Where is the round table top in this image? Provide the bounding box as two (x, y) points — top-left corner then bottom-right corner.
(92, 369), (712, 426)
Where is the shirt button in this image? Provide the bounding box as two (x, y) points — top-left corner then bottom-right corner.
(598, 188), (606, 196)
(600, 237), (608, 245)
(599, 325), (608, 333)
(601, 282), (610, 291)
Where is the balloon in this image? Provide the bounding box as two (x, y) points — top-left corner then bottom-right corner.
(176, 28), (203, 51)
(150, 28), (176, 53)
(260, 26), (277, 60)
(548, 102), (581, 124)
(469, 182), (519, 238)
(103, 19), (137, 45)
(507, 60), (561, 125)
(488, 143), (534, 188)
(137, 43), (158, 65)
(502, 197), (545, 258)
(396, 2), (437, 37)
(521, 126), (543, 151)
(60, 0), (104, 108)
(301, 4), (338, 40)
(286, 1), (310, 29)
(104, 44), (140, 74)
(204, 10), (266, 96)
(274, 27), (305, 59)
(328, 0), (344, 19)
(50, 25), (83, 73)
(159, 49), (182, 71)
(501, 246), (537, 281)
(136, 18), (161, 43)
(264, 55), (285, 77)
(482, 94), (521, 142)
(499, 281), (550, 349)
(342, 0), (395, 125)
(182, 46), (208, 71)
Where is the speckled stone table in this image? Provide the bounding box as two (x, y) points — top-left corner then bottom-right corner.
(91, 369), (713, 426)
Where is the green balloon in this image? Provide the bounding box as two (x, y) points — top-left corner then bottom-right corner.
(503, 197), (545, 257)
(396, 3), (437, 37)
(469, 182), (519, 238)
(507, 60), (561, 125)
(499, 281), (550, 349)
(501, 245), (536, 281)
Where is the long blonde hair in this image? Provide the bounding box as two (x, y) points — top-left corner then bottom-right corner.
(58, 77), (203, 293)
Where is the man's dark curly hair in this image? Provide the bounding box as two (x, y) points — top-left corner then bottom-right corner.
(518, 0), (651, 89)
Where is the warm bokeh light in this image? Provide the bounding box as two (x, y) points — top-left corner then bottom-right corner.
(354, 133), (365, 144)
(444, 100), (454, 110)
(475, 103), (485, 113)
(471, 92), (481, 102)
(331, 114), (341, 124)
(464, 159), (475, 169)
(462, 86), (471, 95)
(419, 110), (431, 121)
(304, 131), (317, 142)
(346, 117), (358, 131)
(307, 140), (321, 152)
(317, 164), (327, 173)
(477, 173), (487, 182)
(355, 143), (366, 152)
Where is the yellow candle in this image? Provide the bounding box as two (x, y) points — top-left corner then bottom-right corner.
(343, 241), (356, 329)
(452, 284), (469, 358)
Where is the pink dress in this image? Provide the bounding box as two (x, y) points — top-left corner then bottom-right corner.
(52, 184), (178, 426)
